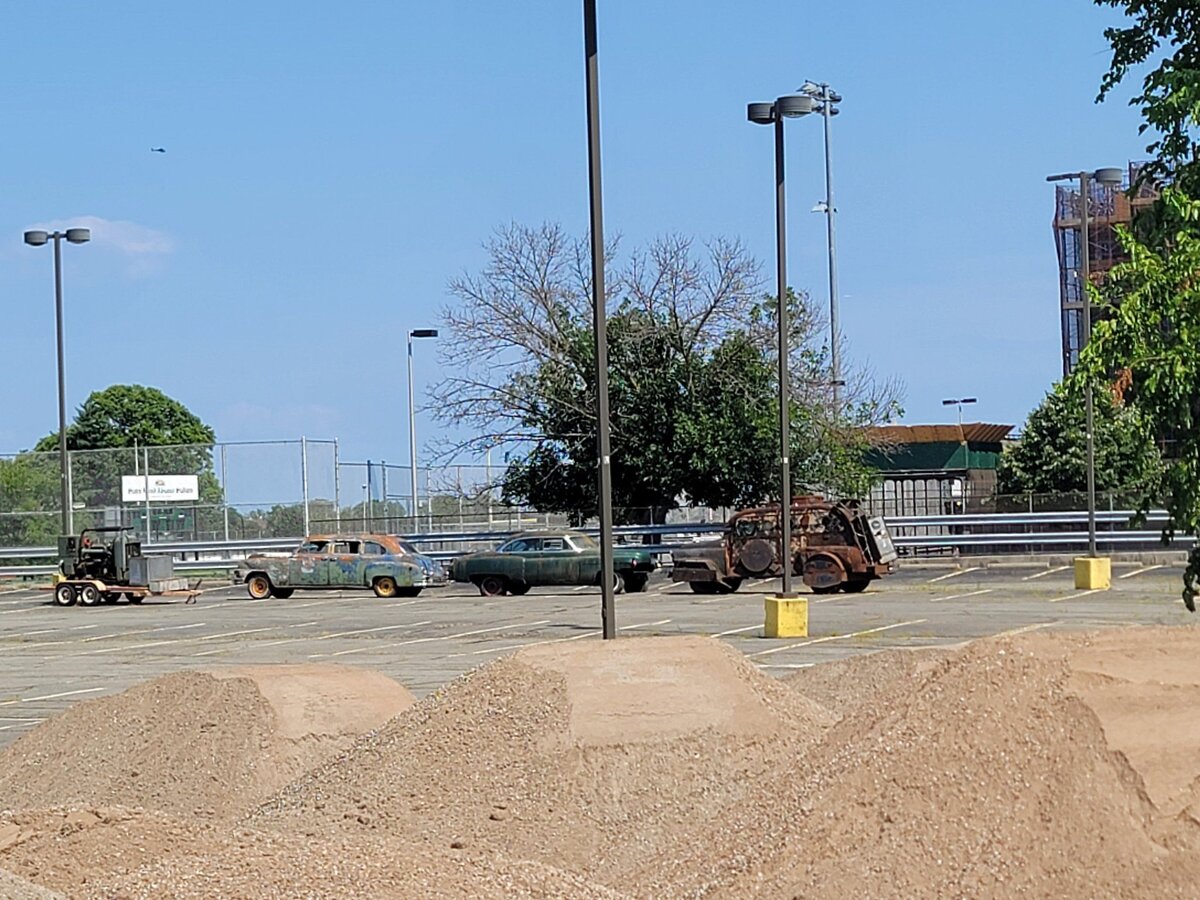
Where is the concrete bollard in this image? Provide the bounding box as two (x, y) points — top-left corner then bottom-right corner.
(764, 594), (808, 638)
(1074, 557), (1111, 590)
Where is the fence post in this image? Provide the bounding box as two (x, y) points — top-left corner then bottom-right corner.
(144, 447), (151, 544)
(333, 438), (341, 531)
(220, 443), (230, 542)
(300, 436), (311, 535)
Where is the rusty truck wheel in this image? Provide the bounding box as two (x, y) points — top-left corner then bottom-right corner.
(373, 576), (398, 598)
(478, 575), (507, 597)
(689, 582), (719, 594)
(840, 578), (870, 593)
(270, 588), (295, 599)
(54, 583), (77, 607)
(246, 574), (272, 600)
(79, 585), (102, 607)
(811, 584), (840, 595)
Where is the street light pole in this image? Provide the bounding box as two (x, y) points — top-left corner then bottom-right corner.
(801, 81), (843, 411)
(1046, 167), (1122, 559)
(407, 328), (438, 533)
(941, 397), (977, 428)
(748, 94), (815, 596)
(24, 227), (90, 536)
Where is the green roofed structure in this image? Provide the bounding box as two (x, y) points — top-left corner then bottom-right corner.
(864, 423), (1013, 517)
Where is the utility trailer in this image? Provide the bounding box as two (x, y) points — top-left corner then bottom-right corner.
(48, 526), (192, 607)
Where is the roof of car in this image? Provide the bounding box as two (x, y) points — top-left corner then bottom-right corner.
(504, 531), (586, 541)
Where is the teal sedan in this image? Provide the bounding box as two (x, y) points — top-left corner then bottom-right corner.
(449, 531), (657, 596)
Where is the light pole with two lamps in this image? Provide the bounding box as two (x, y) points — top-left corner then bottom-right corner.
(23, 227), (91, 535)
(798, 80), (843, 412)
(942, 396), (977, 428)
(407, 328), (438, 531)
(747, 92), (816, 597)
(1045, 166), (1123, 576)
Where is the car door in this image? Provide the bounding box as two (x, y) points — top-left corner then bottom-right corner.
(566, 534), (601, 584)
(325, 539), (363, 587)
(535, 537), (576, 585)
(289, 539), (329, 587)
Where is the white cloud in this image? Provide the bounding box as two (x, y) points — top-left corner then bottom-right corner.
(30, 215), (174, 276)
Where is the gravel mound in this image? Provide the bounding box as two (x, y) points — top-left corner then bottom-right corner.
(0, 806), (626, 899)
(252, 636), (835, 892)
(0, 665), (413, 820)
(0, 865), (63, 899)
(784, 646), (953, 717)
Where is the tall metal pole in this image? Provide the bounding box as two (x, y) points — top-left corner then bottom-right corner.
(1079, 172), (1098, 558)
(407, 332), (418, 531)
(220, 443), (230, 541)
(333, 438), (341, 531)
(820, 87), (842, 412)
(774, 111), (795, 596)
(52, 235), (72, 535)
(300, 435), (311, 535)
(583, 0), (617, 638)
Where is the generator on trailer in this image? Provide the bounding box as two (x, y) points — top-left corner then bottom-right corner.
(52, 526), (189, 607)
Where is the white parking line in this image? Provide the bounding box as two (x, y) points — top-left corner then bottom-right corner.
(927, 568), (980, 583)
(0, 687), (105, 707)
(930, 589), (993, 604)
(1023, 566), (1069, 581)
(712, 624), (760, 637)
(0, 720), (45, 732)
(85, 626), (270, 655)
(192, 620), (321, 656)
(1119, 565), (1163, 579)
(993, 621), (1060, 638)
(14, 622), (205, 651)
(15, 623), (103, 638)
(321, 619), (553, 659)
(450, 618), (674, 658)
(747, 619), (928, 658)
(1048, 588), (1105, 603)
(256, 620), (434, 649)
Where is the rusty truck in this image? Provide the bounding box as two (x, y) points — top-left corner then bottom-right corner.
(670, 495), (898, 594)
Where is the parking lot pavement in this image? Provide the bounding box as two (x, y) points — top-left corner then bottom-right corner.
(0, 565), (1191, 749)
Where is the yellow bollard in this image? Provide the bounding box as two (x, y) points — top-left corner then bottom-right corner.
(1073, 557), (1111, 590)
(764, 594), (809, 638)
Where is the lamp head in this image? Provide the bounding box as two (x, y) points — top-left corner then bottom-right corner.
(23, 230), (49, 247)
(65, 228), (91, 244)
(775, 94), (816, 117)
(747, 102), (775, 125)
(1093, 167), (1123, 188)
(410, 328), (439, 339)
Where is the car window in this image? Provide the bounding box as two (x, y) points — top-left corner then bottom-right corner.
(543, 537), (566, 551)
(332, 540), (359, 554)
(362, 541), (388, 556)
(397, 541), (418, 554)
(297, 540), (327, 553)
(499, 538), (537, 552)
(567, 533), (597, 548)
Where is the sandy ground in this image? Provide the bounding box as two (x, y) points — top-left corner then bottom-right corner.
(2, 630), (1200, 898)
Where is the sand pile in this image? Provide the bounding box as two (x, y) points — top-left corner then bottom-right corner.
(0, 664), (413, 820)
(0, 865), (63, 900)
(784, 646), (952, 716)
(252, 636), (835, 887)
(0, 806), (627, 899)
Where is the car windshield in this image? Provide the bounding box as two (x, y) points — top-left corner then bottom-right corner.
(567, 533), (597, 549)
(397, 541), (419, 555)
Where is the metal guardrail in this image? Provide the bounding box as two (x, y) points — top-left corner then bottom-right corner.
(0, 510), (1188, 579)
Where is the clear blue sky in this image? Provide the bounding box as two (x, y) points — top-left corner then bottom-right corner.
(2, 1), (1143, 468)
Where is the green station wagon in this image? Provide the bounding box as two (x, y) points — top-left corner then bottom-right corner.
(448, 531), (657, 596)
(234, 533), (447, 599)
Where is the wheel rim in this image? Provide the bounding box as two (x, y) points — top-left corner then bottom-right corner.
(248, 576), (271, 599)
(80, 586), (100, 606)
(376, 578), (396, 597)
(55, 584), (76, 606)
(481, 577), (504, 596)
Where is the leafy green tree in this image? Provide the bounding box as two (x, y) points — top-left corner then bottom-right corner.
(1079, 188), (1200, 608)
(997, 383), (1162, 497)
(436, 225), (903, 524)
(0, 454), (59, 546)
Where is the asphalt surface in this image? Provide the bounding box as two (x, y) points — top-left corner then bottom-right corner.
(0, 559), (1191, 750)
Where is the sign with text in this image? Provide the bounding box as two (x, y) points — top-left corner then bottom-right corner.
(122, 474), (200, 502)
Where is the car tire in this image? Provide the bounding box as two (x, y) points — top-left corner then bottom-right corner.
(396, 587), (422, 598)
(811, 584), (840, 595)
(689, 582), (719, 594)
(507, 582), (530, 596)
(271, 588), (295, 599)
(373, 576), (399, 598)
(624, 573), (649, 593)
(79, 585), (102, 607)
(246, 574), (272, 600)
(598, 571), (624, 595)
(54, 583), (77, 607)
(478, 575), (507, 597)
(720, 577), (743, 593)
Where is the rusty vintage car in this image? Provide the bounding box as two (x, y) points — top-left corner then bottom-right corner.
(670, 496), (897, 594)
(234, 533), (447, 599)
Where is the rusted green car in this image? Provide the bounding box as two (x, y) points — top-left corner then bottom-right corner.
(234, 533), (447, 599)
(448, 531), (657, 596)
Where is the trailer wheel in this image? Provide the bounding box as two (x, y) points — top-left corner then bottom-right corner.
(102, 592), (121, 604)
(54, 583), (77, 607)
(126, 593), (144, 605)
(246, 574), (272, 600)
(79, 585), (102, 607)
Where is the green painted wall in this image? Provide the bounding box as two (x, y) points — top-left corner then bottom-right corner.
(866, 441), (1004, 473)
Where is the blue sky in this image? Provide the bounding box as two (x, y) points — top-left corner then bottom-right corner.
(2, 1), (1144, 471)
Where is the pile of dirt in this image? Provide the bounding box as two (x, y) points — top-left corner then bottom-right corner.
(0, 806), (626, 899)
(252, 636), (835, 888)
(0, 664), (412, 820)
(0, 866), (63, 900)
(784, 646), (953, 716)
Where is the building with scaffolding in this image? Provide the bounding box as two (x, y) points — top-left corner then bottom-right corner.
(1052, 162), (1158, 376)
